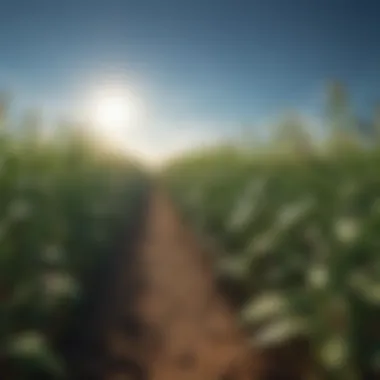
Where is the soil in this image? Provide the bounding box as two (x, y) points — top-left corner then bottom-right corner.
(3, 186), (379, 380)
(101, 189), (264, 380)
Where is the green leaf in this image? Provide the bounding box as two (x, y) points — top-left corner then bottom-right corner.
(275, 197), (315, 231)
(252, 316), (309, 347)
(227, 179), (266, 231)
(349, 272), (380, 305)
(42, 272), (81, 302)
(6, 331), (64, 377)
(241, 292), (289, 325)
(245, 229), (279, 259)
(371, 351), (380, 372)
(216, 255), (249, 283)
(41, 245), (65, 266)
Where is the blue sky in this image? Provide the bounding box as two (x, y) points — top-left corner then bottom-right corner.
(1, 0), (380, 160)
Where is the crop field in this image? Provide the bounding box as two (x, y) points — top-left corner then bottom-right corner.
(1, 90), (380, 380)
(0, 114), (148, 379)
(162, 143), (380, 379)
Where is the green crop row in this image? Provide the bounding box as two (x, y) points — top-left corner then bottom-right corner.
(162, 145), (380, 379)
(0, 118), (148, 379)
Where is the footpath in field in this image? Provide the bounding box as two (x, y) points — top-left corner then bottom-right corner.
(103, 189), (263, 380)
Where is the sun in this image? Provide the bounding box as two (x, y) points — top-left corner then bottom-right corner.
(86, 85), (142, 149)
(94, 91), (133, 129)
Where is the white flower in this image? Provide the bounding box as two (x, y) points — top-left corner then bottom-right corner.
(242, 293), (288, 324)
(307, 264), (328, 289)
(8, 331), (45, 357)
(247, 230), (277, 256)
(253, 317), (309, 347)
(227, 179), (266, 231)
(43, 272), (79, 299)
(334, 217), (360, 244)
(229, 201), (253, 231)
(319, 336), (348, 369)
(7, 330), (64, 375)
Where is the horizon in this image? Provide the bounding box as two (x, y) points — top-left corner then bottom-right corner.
(1, 0), (380, 162)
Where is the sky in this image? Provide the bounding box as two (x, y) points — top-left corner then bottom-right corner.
(1, 0), (380, 161)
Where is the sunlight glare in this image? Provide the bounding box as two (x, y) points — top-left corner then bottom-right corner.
(95, 93), (130, 129)
(86, 84), (143, 152)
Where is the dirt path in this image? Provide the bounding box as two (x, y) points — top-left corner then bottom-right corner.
(103, 189), (263, 380)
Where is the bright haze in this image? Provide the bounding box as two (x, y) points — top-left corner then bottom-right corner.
(0, 0), (379, 163)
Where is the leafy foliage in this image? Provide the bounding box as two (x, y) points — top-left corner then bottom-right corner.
(163, 142), (380, 379)
(0, 108), (147, 378)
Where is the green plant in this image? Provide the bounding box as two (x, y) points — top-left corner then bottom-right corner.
(0, 107), (147, 378)
(163, 145), (380, 379)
